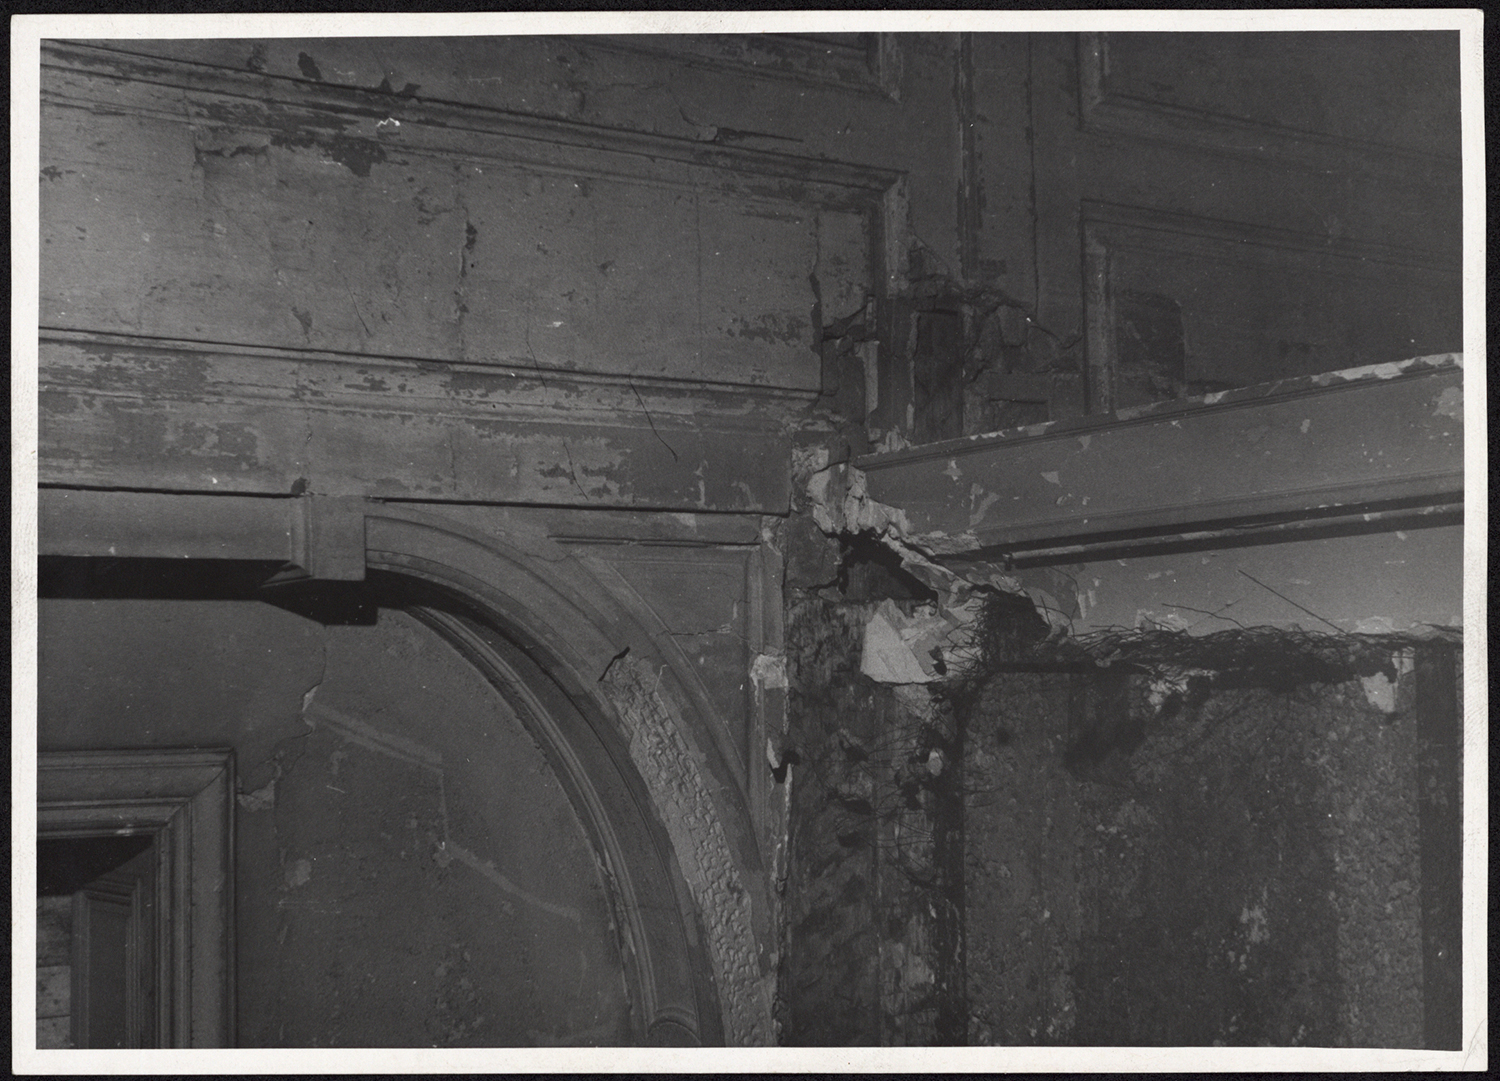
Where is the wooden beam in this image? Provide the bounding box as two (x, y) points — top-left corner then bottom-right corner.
(856, 356), (1463, 561)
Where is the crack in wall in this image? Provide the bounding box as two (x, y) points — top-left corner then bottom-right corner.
(291, 699), (584, 923)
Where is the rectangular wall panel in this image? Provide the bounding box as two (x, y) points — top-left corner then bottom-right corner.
(40, 41), (890, 393)
(1083, 204), (1461, 411)
(1082, 32), (1462, 168)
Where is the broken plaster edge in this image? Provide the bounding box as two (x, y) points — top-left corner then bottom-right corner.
(806, 460), (1023, 602)
(805, 460), (1056, 686)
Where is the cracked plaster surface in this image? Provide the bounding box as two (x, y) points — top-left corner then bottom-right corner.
(599, 653), (775, 1046)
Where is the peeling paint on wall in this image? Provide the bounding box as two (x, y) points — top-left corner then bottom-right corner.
(1432, 385), (1462, 420)
(749, 652), (788, 691)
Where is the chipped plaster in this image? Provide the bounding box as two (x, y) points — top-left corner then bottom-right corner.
(600, 654), (774, 1046)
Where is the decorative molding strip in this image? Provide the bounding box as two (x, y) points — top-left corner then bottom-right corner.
(1081, 200), (1461, 276)
(42, 41), (903, 206)
(860, 353), (1463, 467)
(39, 334), (799, 511)
(575, 33), (893, 98)
(857, 358), (1463, 562)
(1078, 32), (1462, 182)
(38, 328), (822, 410)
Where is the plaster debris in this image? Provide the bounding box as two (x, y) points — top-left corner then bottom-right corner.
(1359, 672), (1397, 713)
(1019, 585), (1075, 634)
(765, 737), (783, 771)
(804, 460), (1022, 601)
(792, 443), (831, 479)
(861, 600), (940, 684)
(1145, 669), (1212, 712)
(1135, 609), (1191, 632)
(860, 598), (982, 685)
(749, 651), (788, 690)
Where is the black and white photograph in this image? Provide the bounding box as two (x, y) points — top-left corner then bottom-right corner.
(10, 9), (1484, 1073)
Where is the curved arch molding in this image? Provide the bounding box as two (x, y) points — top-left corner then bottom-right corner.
(37, 489), (779, 1046)
(364, 507), (775, 1045)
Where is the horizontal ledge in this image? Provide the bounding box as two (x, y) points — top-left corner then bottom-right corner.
(38, 488), (772, 569)
(40, 488), (301, 563)
(42, 41), (904, 198)
(859, 353), (1462, 469)
(38, 327), (825, 407)
(951, 475), (1464, 554)
(989, 501), (1464, 569)
(857, 358), (1464, 561)
(40, 489), (366, 580)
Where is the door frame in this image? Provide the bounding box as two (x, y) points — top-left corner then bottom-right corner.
(38, 748), (235, 1048)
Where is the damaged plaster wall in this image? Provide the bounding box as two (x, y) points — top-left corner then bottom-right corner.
(802, 448), (1462, 651)
(959, 631), (1427, 1047)
(779, 595), (963, 1045)
(777, 444), (972, 1045)
(599, 653), (775, 1046)
(1041, 526), (1464, 637)
(792, 427), (1452, 1046)
(37, 596), (635, 1046)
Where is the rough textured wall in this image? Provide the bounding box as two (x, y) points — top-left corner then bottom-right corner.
(599, 652), (772, 1046)
(1068, 679), (1421, 1047)
(38, 595), (634, 1046)
(778, 536), (963, 1046)
(960, 635), (1424, 1047)
(964, 672), (1082, 1045)
(780, 596), (883, 1044)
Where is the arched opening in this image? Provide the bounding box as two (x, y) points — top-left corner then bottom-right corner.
(36, 535), (727, 1045)
(368, 567), (723, 1046)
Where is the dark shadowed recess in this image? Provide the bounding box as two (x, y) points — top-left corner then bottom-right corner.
(39, 556), (376, 624)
